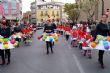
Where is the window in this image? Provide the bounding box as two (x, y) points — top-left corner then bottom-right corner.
(3, 0), (7, 2)
(56, 11), (59, 16)
(46, 5), (47, 8)
(40, 11), (43, 16)
(55, 5), (57, 9)
(3, 0), (8, 15)
(45, 11), (48, 16)
(3, 1), (8, 9)
(12, 9), (17, 15)
(52, 11), (55, 16)
(4, 9), (8, 15)
(38, 6), (41, 9)
(11, 0), (17, 9)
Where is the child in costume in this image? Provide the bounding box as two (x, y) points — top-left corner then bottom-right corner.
(82, 27), (93, 58)
(77, 25), (85, 50)
(71, 26), (78, 47)
(25, 27), (32, 46)
(22, 27), (27, 44)
(22, 26), (32, 45)
(65, 26), (71, 41)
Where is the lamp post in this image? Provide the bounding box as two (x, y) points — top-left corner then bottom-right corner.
(0, 0), (3, 19)
(0, 0), (2, 19)
(35, 0), (37, 25)
(101, 0), (104, 15)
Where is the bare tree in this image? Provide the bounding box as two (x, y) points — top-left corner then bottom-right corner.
(80, 0), (99, 21)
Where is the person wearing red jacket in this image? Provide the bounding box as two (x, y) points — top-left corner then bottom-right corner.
(78, 27), (86, 50)
(29, 27), (33, 37)
(71, 26), (78, 47)
(82, 26), (93, 58)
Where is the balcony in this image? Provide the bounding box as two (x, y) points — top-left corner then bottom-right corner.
(31, 15), (36, 18)
(31, 11), (36, 14)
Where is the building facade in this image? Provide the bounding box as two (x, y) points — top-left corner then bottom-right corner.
(22, 11), (31, 23)
(75, 0), (87, 21)
(0, 0), (22, 20)
(30, 2), (36, 24)
(36, 2), (63, 24)
(31, 0), (45, 24)
(98, 0), (110, 22)
(31, 0), (64, 25)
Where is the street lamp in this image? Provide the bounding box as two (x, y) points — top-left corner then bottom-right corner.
(35, 0), (37, 25)
(0, 0), (2, 19)
(101, 0), (104, 15)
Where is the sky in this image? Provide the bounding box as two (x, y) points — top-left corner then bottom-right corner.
(22, 0), (75, 13)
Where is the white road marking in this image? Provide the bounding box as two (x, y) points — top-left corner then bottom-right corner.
(64, 36), (85, 73)
(73, 55), (85, 73)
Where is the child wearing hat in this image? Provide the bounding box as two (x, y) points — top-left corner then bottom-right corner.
(71, 26), (78, 47)
(82, 27), (93, 58)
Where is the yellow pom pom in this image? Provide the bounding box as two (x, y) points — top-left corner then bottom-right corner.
(43, 33), (46, 36)
(0, 38), (3, 42)
(44, 36), (47, 39)
(4, 44), (8, 49)
(14, 43), (18, 47)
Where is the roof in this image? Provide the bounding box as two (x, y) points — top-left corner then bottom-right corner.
(37, 1), (64, 6)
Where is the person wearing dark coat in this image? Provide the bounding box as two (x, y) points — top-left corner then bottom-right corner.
(95, 15), (109, 69)
(51, 19), (56, 46)
(0, 23), (2, 57)
(0, 24), (12, 65)
(13, 23), (22, 46)
(51, 19), (56, 32)
(44, 20), (54, 54)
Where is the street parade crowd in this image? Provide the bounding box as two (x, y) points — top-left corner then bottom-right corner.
(56, 14), (110, 69)
(0, 14), (110, 70)
(0, 16), (36, 65)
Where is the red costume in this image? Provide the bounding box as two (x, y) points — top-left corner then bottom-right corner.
(71, 30), (78, 39)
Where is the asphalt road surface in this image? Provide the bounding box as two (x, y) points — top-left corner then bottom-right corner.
(0, 30), (110, 73)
